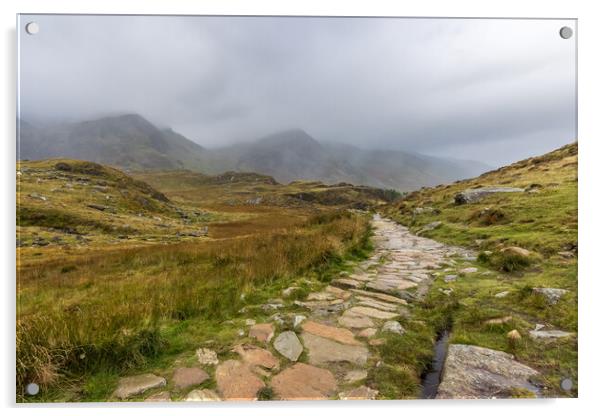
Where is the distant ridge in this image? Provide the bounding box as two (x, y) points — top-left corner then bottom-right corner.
(18, 115), (492, 191)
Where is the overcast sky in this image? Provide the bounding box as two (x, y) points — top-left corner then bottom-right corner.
(18, 15), (576, 166)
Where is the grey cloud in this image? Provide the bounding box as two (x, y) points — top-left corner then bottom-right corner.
(18, 15), (576, 166)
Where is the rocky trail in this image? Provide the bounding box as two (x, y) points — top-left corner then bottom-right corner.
(112, 214), (543, 402)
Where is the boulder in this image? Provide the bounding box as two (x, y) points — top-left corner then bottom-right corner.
(270, 363), (337, 400)
(273, 331), (303, 361)
(454, 187), (524, 205)
(113, 373), (166, 400)
(532, 287), (568, 304)
(436, 344), (539, 399)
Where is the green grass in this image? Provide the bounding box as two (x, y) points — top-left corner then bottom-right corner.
(379, 143), (578, 398)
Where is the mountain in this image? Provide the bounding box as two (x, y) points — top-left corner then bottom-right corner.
(18, 115), (491, 190)
(18, 114), (206, 171)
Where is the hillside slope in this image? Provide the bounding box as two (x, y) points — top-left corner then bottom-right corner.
(19, 114), (207, 170)
(383, 142), (578, 396)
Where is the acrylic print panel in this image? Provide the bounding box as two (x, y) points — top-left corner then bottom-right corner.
(16, 15), (577, 402)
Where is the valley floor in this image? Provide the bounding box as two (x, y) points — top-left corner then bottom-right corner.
(42, 214), (564, 402)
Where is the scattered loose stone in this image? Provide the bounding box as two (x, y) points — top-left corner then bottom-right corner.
(501, 246), (533, 258)
(245, 319), (256, 326)
(344, 369), (368, 383)
(307, 292), (336, 301)
(233, 344), (279, 371)
(144, 391), (171, 402)
(185, 389), (221, 402)
(459, 267), (478, 274)
(273, 331), (303, 361)
(368, 338), (385, 346)
(484, 316), (513, 325)
(172, 367), (209, 390)
(249, 323), (275, 342)
(215, 360), (265, 401)
(301, 332), (368, 366)
(494, 291), (510, 298)
(270, 363), (337, 400)
(113, 374), (167, 400)
(357, 328), (377, 338)
(382, 320), (405, 335)
(282, 286), (299, 297)
(532, 287), (568, 304)
(436, 344), (539, 399)
(507, 329), (522, 340)
(292, 314), (306, 328)
(196, 348), (219, 366)
(444, 275), (457, 282)
(339, 386), (379, 400)
(302, 320), (362, 345)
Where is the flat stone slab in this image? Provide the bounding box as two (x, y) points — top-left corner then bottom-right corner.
(271, 363), (337, 400)
(338, 310), (375, 329)
(273, 331), (303, 361)
(325, 285), (352, 300)
(529, 329), (573, 339)
(350, 289), (407, 305)
(172, 367), (209, 390)
(355, 296), (399, 312)
(346, 306), (399, 320)
(233, 344), (279, 370)
(366, 280), (416, 295)
(302, 320), (361, 345)
(436, 344), (539, 399)
(216, 360), (265, 401)
(339, 386), (379, 400)
(185, 389), (222, 402)
(301, 332), (368, 366)
(332, 278), (364, 289)
(113, 373), (167, 400)
(248, 323), (275, 342)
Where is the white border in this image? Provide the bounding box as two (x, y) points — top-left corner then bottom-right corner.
(2, 1), (601, 415)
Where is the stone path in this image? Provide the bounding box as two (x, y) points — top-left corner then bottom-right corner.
(112, 214), (534, 401)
